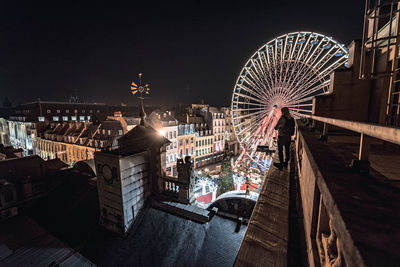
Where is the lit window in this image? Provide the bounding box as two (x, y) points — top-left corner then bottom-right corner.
(57, 109), (60, 113)
(53, 116), (59, 121)
(62, 116), (68, 121)
(71, 116), (77, 121)
(38, 116), (45, 122)
(74, 109), (78, 113)
(79, 116), (85, 121)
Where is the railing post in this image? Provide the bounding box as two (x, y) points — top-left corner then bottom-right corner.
(350, 133), (371, 174)
(358, 133), (370, 161)
(319, 123), (329, 142)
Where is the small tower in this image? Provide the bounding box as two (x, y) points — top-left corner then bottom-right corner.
(95, 74), (170, 235)
(176, 156), (196, 204)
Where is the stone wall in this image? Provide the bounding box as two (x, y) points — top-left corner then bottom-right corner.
(95, 150), (151, 235)
(314, 41), (371, 125)
(295, 122), (400, 266)
(119, 151), (150, 231)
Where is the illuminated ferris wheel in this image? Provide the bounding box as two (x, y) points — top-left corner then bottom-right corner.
(231, 31), (349, 169)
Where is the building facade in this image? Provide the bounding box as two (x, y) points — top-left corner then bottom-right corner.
(195, 129), (213, 167)
(177, 124), (195, 160)
(148, 110), (179, 177)
(221, 107), (240, 155)
(36, 120), (124, 166)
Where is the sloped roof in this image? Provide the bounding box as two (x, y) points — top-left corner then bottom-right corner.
(116, 124), (170, 155)
(0, 215), (94, 266)
(81, 208), (246, 267)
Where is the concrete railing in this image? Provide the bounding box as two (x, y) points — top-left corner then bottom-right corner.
(295, 119), (400, 267)
(303, 114), (400, 145)
(161, 177), (192, 204)
(303, 115), (400, 167)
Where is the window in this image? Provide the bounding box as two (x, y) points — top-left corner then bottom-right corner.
(62, 116), (68, 121)
(186, 139), (188, 145)
(191, 137), (193, 143)
(173, 131), (176, 138)
(74, 109), (78, 113)
(66, 109), (70, 113)
(179, 140), (183, 146)
(185, 148), (188, 156)
(79, 116), (85, 121)
(38, 116), (45, 122)
(89, 110), (93, 113)
(202, 140), (204, 146)
(196, 141), (198, 146)
(47, 109), (51, 114)
(82, 109), (85, 113)
(180, 150), (183, 158)
(56, 109), (60, 113)
(71, 116), (77, 121)
(53, 116), (59, 121)
(97, 110), (100, 113)
(191, 147), (193, 155)
(4, 190), (14, 203)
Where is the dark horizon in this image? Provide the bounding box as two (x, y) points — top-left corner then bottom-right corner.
(1, 0), (365, 107)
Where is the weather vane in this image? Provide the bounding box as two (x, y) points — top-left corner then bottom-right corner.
(131, 73), (150, 126)
(130, 73), (150, 98)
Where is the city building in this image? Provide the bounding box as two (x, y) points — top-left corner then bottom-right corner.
(36, 119), (124, 166)
(177, 123), (196, 160)
(0, 145), (23, 160)
(0, 155), (67, 220)
(0, 118), (10, 146)
(148, 110), (179, 177)
(221, 107), (240, 155)
(201, 107), (225, 153)
(195, 128), (213, 167)
(6, 101), (111, 155)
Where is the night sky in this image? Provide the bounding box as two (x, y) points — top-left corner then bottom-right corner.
(1, 0), (365, 107)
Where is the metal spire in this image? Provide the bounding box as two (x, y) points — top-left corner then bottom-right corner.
(131, 72), (150, 126)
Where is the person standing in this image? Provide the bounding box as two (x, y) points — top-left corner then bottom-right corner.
(273, 107), (294, 170)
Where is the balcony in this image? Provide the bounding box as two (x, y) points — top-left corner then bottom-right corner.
(235, 116), (400, 266)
